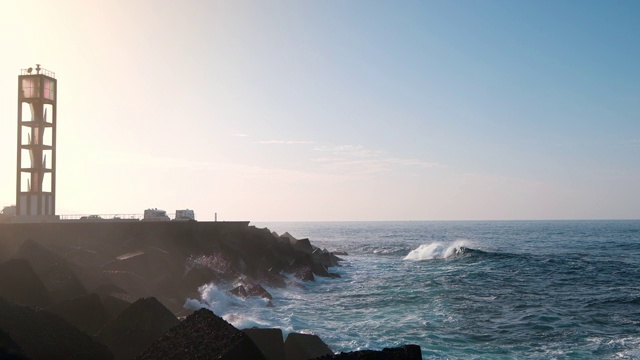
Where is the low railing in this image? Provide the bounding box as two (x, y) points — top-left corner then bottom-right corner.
(58, 214), (144, 221)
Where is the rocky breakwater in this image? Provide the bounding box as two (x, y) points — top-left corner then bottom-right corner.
(0, 221), (421, 359)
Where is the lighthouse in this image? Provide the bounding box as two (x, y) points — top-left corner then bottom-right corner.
(16, 64), (57, 220)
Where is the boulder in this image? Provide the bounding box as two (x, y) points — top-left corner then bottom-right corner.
(292, 238), (314, 255)
(136, 308), (266, 360)
(101, 294), (132, 320)
(229, 285), (248, 299)
(0, 258), (53, 308)
(311, 261), (331, 278)
(260, 267), (287, 288)
(14, 240), (88, 302)
(100, 271), (152, 299)
(285, 332), (333, 360)
(102, 249), (173, 284)
(313, 249), (340, 268)
(280, 232), (298, 242)
(312, 345), (422, 359)
(14, 240), (63, 270)
(246, 283), (273, 300)
(0, 297), (112, 360)
(242, 328), (285, 360)
(293, 266), (315, 282)
(92, 282), (129, 297)
(229, 283), (273, 301)
(0, 328), (26, 359)
(181, 264), (221, 291)
(38, 262), (88, 302)
(97, 297), (179, 360)
(46, 293), (111, 335)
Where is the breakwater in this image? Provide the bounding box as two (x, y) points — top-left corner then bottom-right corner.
(0, 220), (421, 359)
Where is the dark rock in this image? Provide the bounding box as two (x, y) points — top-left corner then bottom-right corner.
(102, 249), (172, 285)
(136, 308), (266, 360)
(0, 258), (53, 308)
(0, 297), (112, 360)
(100, 270), (151, 299)
(46, 293), (111, 335)
(0, 328), (26, 359)
(333, 251), (348, 256)
(331, 253), (345, 262)
(313, 250), (340, 268)
(246, 283), (273, 300)
(14, 239), (62, 270)
(40, 262), (88, 302)
(153, 263), (219, 302)
(285, 332), (333, 360)
(186, 253), (239, 283)
(229, 285), (248, 299)
(230, 283), (273, 301)
(292, 238), (314, 254)
(242, 328), (285, 360)
(261, 268), (287, 288)
(311, 261), (331, 278)
(293, 266), (315, 282)
(181, 264), (221, 291)
(157, 297), (193, 318)
(97, 297), (179, 360)
(280, 232), (298, 242)
(312, 345), (422, 359)
(92, 282), (129, 297)
(101, 294), (132, 320)
(14, 240), (88, 302)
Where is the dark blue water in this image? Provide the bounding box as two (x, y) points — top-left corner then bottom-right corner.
(200, 220), (640, 359)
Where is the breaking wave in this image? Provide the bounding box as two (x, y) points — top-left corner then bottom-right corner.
(403, 240), (472, 261)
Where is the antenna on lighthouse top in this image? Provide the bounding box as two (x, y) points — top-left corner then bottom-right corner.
(35, 64), (41, 74)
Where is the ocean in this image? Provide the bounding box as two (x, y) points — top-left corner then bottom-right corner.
(188, 220), (640, 359)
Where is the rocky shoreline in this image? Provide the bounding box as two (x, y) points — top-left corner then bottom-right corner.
(0, 221), (421, 359)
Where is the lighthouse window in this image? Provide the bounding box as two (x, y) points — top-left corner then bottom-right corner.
(44, 79), (55, 100)
(21, 78), (40, 98)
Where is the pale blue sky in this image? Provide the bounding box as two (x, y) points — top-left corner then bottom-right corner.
(0, 1), (638, 221)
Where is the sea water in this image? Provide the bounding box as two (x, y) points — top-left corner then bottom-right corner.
(187, 221), (640, 359)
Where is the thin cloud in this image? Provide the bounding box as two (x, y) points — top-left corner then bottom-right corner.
(256, 140), (314, 145)
(231, 133), (250, 137)
(312, 144), (441, 175)
(314, 145), (382, 158)
(387, 158), (441, 169)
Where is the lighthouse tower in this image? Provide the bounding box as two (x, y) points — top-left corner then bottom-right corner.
(16, 64), (57, 220)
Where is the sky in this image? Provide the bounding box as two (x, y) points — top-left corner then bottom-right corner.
(0, 0), (639, 221)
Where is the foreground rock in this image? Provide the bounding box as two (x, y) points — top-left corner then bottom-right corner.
(46, 293), (112, 335)
(0, 259), (53, 308)
(0, 297), (112, 360)
(0, 328), (26, 359)
(15, 239), (88, 302)
(313, 345), (422, 359)
(285, 332), (334, 360)
(97, 297), (179, 360)
(137, 308), (266, 360)
(242, 328), (286, 360)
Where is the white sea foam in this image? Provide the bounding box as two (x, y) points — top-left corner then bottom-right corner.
(403, 240), (470, 261)
(184, 282), (273, 328)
